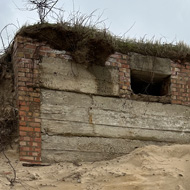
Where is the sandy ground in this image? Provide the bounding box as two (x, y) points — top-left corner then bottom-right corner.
(0, 144), (190, 190)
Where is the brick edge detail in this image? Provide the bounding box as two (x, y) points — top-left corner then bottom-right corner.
(12, 35), (73, 163)
(171, 62), (190, 106)
(13, 36), (42, 163)
(105, 52), (131, 98)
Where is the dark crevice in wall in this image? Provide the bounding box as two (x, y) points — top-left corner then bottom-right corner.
(130, 69), (171, 103)
(131, 70), (171, 96)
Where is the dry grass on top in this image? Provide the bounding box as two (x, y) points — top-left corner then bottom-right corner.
(116, 38), (190, 62)
(16, 22), (190, 65)
(18, 23), (115, 66)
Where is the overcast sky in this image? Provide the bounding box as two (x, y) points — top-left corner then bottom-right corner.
(1, 0), (190, 51)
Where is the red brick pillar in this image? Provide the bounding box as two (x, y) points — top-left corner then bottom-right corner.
(171, 61), (190, 106)
(13, 36), (41, 163)
(118, 54), (131, 98)
(106, 52), (131, 98)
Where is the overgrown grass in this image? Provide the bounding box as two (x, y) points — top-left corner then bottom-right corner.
(116, 37), (190, 61)
(0, 47), (16, 152)
(17, 21), (190, 65)
(0, 107), (17, 152)
(0, 47), (12, 81)
(18, 22), (114, 66)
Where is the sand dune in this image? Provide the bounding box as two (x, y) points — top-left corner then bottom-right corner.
(0, 144), (190, 190)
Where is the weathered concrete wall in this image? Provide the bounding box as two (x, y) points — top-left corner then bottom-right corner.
(40, 57), (119, 96)
(39, 55), (190, 163)
(41, 89), (190, 162)
(129, 53), (171, 75)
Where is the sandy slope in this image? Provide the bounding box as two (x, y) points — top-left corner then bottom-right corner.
(0, 144), (190, 190)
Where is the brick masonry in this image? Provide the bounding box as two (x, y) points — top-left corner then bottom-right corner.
(13, 36), (190, 163)
(105, 52), (131, 98)
(13, 36), (72, 163)
(171, 61), (190, 106)
(13, 37), (42, 163)
(106, 53), (190, 106)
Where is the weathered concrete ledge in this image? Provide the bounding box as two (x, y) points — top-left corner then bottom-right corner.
(40, 57), (119, 96)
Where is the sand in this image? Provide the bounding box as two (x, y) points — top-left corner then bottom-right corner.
(0, 144), (190, 190)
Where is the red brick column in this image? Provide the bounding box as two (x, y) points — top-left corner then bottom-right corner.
(13, 36), (41, 163)
(171, 61), (190, 106)
(106, 52), (131, 98)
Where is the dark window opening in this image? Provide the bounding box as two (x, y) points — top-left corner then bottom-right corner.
(131, 70), (170, 96)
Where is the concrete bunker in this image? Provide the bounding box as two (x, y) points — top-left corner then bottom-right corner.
(11, 36), (190, 163)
